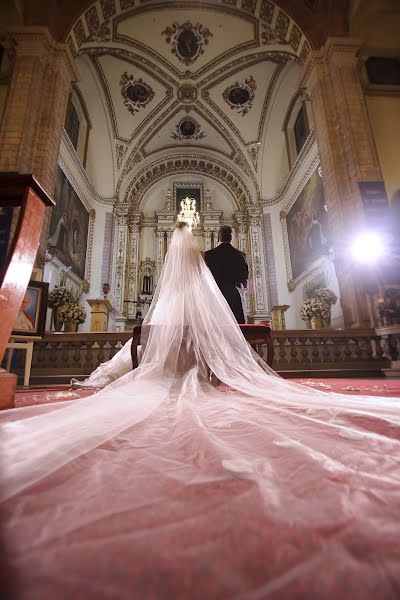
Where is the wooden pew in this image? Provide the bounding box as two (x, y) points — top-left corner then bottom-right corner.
(130, 323), (274, 370)
(0, 174), (54, 409)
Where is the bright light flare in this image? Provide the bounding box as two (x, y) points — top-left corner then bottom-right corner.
(350, 232), (384, 263)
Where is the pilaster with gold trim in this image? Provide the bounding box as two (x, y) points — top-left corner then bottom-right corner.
(248, 207), (269, 322)
(126, 211), (142, 319)
(111, 204), (130, 331)
(234, 212), (248, 254)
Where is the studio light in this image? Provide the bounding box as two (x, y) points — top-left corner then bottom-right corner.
(350, 232), (384, 263)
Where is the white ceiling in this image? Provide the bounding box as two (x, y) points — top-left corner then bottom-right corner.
(68, 0), (308, 203)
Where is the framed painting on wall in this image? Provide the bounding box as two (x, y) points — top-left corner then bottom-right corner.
(286, 170), (330, 281)
(48, 166), (90, 281)
(173, 182), (203, 214)
(12, 280), (49, 338)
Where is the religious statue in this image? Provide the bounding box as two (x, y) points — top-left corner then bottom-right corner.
(141, 267), (153, 295)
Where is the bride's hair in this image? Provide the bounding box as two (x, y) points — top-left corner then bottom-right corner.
(176, 220), (189, 229)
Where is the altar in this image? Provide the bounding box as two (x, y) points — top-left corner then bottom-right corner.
(110, 185), (270, 330)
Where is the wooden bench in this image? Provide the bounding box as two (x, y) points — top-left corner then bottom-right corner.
(130, 323), (274, 370)
(0, 174), (54, 409)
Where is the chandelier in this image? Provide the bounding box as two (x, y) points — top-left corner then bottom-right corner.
(177, 196), (200, 230)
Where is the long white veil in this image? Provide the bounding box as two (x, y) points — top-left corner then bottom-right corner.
(1, 224), (400, 503)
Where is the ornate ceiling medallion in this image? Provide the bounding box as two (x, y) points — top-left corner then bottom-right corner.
(120, 72), (154, 115)
(162, 22), (213, 65)
(177, 84), (198, 104)
(223, 77), (256, 116)
(172, 117), (205, 141)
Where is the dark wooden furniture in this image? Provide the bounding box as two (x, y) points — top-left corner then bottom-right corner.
(0, 174), (54, 409)
(130, 323), (274, 370)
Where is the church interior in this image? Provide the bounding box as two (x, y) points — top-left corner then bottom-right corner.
(1, 0), (400, 597)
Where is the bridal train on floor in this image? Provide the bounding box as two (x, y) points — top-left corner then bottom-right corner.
(1, 222), (400, 598)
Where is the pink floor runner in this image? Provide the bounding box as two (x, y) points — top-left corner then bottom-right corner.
(2, 378), (400, 599)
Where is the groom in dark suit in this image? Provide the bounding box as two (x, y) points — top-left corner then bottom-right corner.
(205, 225), (248, 323)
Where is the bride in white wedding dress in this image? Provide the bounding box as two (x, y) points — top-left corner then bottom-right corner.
(1, 221), (400, 599)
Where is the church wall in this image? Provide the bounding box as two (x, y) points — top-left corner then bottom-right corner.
(43, 203), (109, 333)
(350, 0), (400, 202)
(269, 208), (343, 330)
(80, 207), (109, 332)
(140, 226), (157, 267)
(260, 62), (301, 200)
(75, 56), (115, 198)
(366, 95), (400, 203)
(264, 134), (344, 330)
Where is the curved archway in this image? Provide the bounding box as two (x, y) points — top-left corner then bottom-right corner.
(23, 0), (349, 51)
(121, 154), (255, 212)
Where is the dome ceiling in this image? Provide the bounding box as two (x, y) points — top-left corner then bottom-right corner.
(67, 0), (310, 199)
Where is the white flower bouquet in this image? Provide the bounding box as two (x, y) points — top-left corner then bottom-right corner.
(58, 303), (86, 324)
(314, 288), (337, 306)
(48, 286), (72, 308)
(300, 298), (330, 321)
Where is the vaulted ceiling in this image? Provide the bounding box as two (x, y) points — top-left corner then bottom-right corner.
(63, 1), (318, 201)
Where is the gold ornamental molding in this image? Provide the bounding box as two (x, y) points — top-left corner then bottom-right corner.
(121, 154), (257, 211)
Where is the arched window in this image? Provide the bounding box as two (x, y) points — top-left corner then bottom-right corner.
(282, 90), (311, 169)
(65, 101), (80, 149)
(64, 85), (91, 167)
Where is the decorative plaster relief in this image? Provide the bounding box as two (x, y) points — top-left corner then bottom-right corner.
(162, 22), (213, 65)
(123, 155), (254, 211)
(177, 84), (198, 104)
(248, 145), (259, 170)
(223, 76), (257, 116)
(172, 116), (205, 140)
(120, 72), (154, 115)
(261, 24), (286, 46)
(116, 143), (128, 170)
(87, 21), (111, 43)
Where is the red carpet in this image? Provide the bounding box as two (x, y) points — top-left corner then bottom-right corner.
(5, 378), (400, 599)
(14, 385), (95, 407)
(14, 378), (400, 407)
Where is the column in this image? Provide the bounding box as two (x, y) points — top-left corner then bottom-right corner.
(166, 230), (173, 249)
(234, 212), (248, 253)
(126, 212), (142, 320)
(156, 230), (165, 281)
(203, 228), (212, 252)
(299, 38), (383, 328)
(111, 205), (130, 332)
(248, 207), (269, 322)
(0, 27), (77, 264)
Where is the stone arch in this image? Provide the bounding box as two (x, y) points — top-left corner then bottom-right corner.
(121, 154), (256, 212)
(23, 0), (349, 52)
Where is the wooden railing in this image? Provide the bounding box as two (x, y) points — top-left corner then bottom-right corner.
(24, 328), (390, 385)
(266, 329), (388, 375)
(0, 175), (54, 407)
(374, 325), (400, 375)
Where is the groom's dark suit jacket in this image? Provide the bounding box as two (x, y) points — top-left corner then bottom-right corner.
(204, 242), (249, 323)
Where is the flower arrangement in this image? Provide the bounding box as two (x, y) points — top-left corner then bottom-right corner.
(47, 286), (72, 308)
(314, 288), (337, 306)
(58, 303), (86, 324)
(300, 298), (330, 321)
(47, 268), (73, 308)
